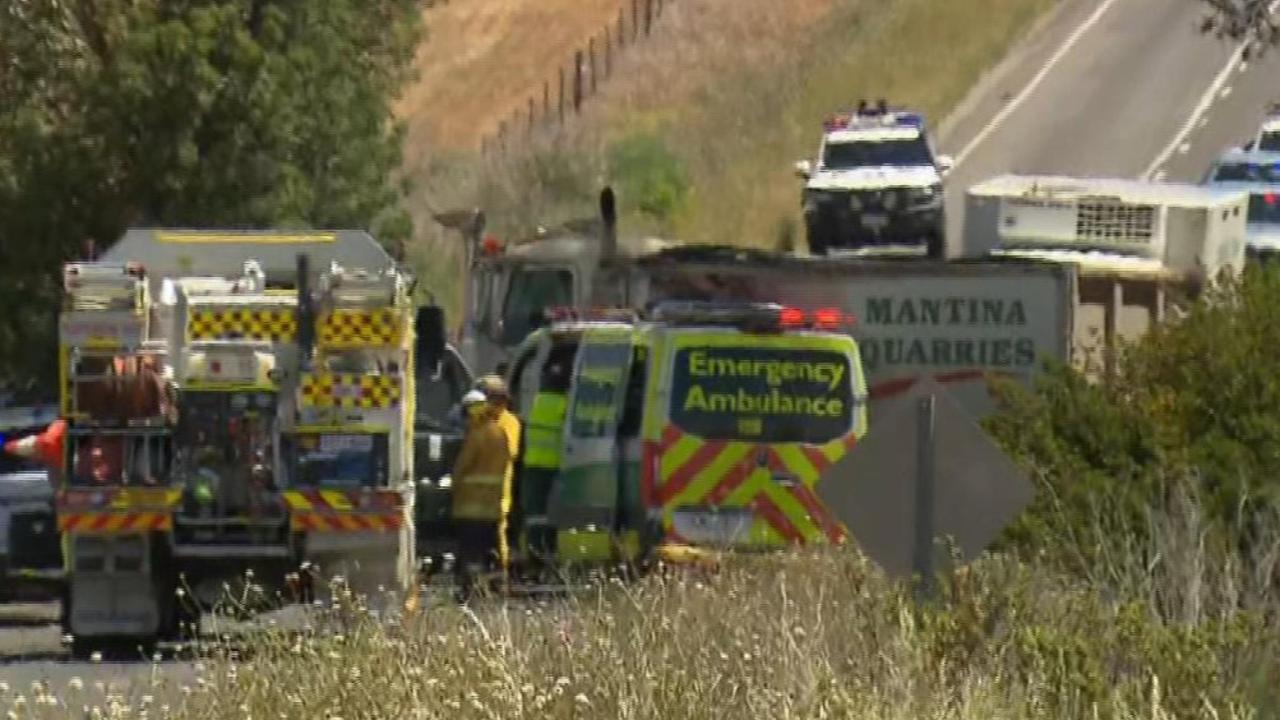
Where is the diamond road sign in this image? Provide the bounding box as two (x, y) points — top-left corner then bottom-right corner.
(816, 376), (1035, 577)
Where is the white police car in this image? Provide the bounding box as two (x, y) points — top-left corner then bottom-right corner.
(1203, 148), (1280, 259)
(1242, 103), (1280, 152)
(794, 100), (953, 258)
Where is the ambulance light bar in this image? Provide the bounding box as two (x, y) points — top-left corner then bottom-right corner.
(544, 307), (638, 323)
(651, 301), (853, 331)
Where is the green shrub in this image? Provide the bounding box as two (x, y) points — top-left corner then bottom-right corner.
(606, 132), (690, 226)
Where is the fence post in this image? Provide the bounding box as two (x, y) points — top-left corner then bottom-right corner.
(528, 96), (536, 133)
(573, 49), (584, 112)
(558, 66), (566, 124)
(588, 38), (597, 95)
(632, 0), (639, 41)
(604, 27), (612, 78)
(644, 0), (653, 35)
(618, 8), (626, 48)
(543, 80), (551, 120)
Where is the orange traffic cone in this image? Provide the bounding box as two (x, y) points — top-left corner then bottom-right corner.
(3, 418), (66, 469)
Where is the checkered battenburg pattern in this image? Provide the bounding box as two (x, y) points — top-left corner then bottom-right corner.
(300, 372), (402, 409)
(318, 308), (402, 348)
(188, 308), (297, 342)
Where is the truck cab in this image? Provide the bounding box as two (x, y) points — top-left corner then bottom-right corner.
(462, 228), (675, 375)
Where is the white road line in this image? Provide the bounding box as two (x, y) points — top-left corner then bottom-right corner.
(950, 0), (1122, 169)
(1141, 0), (1280, 180)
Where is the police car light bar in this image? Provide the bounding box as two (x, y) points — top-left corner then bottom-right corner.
(823, 104), (923, 132)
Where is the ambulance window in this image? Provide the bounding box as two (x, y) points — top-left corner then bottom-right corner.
(617, 347), (648, 439)
(669, 345), (853, 444)
(568, 341), (630, 439)
(501, 269), (573, 346)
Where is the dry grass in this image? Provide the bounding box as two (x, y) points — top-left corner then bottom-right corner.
(396, 0), (626, 160)
(8, 483), (1276, 720)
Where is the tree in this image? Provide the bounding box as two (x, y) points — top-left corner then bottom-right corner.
(0, 0), (423, 387)
(1198, 0), (1279, 56)
(987, 265), (1280, 561)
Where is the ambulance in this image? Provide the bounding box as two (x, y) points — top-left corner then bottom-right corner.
(497, 301), (869, 569)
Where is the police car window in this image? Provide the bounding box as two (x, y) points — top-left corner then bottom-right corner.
(501, 269), (574, 346)
(1212, 162), (1280, 183)
(1260, 132), (1280, 152)
(1249, 193), (1280, 225)
(822, 137), (932, 169)
(669, 345), (853, 444)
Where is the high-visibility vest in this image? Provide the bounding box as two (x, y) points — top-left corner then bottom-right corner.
(523, 391), (567, 470)
(452, 473), (505, 521)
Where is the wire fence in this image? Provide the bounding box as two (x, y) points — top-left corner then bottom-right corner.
(479, 0), (672, 157)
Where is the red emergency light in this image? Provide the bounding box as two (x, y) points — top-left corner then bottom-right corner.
(779, 306), (854, 330)
(481, 234), (504, 257)
(779, 307), (806, 327)
(1265, 192), (1278, 206)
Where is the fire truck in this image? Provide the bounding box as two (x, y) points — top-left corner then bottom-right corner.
(56, 229), (427, 650)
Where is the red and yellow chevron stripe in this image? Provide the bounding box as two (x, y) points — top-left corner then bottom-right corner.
(646, 425), (857, 546)
(282, 489), (403, 533)
(289, 512), (403, 533)
(58, 511), (171, 534)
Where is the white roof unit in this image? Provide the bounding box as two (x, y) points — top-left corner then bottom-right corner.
(63, 262), (146, 311)
(966, 175), (1250, 283)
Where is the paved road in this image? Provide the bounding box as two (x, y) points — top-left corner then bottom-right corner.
(0, 603), (196, 712)
(938, 0), (1280, 257)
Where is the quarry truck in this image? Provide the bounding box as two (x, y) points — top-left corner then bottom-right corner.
(55, 229), (445, 651)
(461, 177), (1249, 421)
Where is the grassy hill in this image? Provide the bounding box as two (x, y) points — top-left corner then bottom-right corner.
(396, 0), (1055, 320)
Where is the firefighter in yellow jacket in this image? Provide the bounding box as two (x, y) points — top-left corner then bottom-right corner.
(475, 375), (521, 571)
(451, 389), (512, 599)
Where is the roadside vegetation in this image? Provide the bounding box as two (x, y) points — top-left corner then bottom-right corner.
(8, 267), (1280, 719)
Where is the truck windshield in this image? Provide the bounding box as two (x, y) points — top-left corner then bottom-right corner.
(285, 433), (388, 488)
(669, 343), (854, 444)
(1259, 131), (1280, 152)
(822, 137), (932, 169)
(1249, 192), (1280, 225)
(501, 268), (574, 346)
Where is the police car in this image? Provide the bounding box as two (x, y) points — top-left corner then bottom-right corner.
(794, 100), (953, 258)
(1202, 147), (1280, 259)
(1242, 103), (1280, 152)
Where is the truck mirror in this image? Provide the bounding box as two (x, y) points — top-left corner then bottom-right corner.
(794, 160), (812, 179)
(415, 305), (447, 373)
(936, 155), (955, 175)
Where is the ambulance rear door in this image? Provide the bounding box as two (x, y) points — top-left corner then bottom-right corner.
(551, 325), (634, 535)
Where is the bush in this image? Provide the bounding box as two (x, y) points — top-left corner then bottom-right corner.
(986, 266), (1280, 588)
(607, 132), (690, 227)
